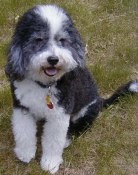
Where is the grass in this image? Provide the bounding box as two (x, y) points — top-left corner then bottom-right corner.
(0, 0), (138, 174)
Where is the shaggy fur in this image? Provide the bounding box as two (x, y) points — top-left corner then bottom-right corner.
(5, 4), (138, 174)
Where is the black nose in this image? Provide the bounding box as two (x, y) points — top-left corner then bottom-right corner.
(47, 56), (59, 66)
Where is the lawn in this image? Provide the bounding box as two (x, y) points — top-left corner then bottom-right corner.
(0, 0), (138, 174)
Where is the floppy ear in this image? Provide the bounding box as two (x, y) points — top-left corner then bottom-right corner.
(5, 40), (25, 81)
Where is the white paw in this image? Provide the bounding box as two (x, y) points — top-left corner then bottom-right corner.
(129, 81), (138, 92)
(14, 146), (36, 163)
(40, 156), (63, 174)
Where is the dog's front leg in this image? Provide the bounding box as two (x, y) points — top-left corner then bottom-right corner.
(40, 113), (70, 174)
(12, 108), (37, 163)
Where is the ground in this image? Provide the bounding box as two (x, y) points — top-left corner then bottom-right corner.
(0, 0), (138, 175)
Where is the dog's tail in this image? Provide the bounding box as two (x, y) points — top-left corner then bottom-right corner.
(102, 80), (138, 108)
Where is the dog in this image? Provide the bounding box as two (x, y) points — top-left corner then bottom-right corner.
(5, 4), (138, 174)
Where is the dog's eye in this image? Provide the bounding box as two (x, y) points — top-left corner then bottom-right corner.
(59, 38), (68, 46)
(34, 37), (43, 43)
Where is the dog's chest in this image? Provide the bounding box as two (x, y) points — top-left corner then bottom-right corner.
(14, 80), (62, 119)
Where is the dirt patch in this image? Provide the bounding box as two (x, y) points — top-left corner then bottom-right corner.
(114, 155), (138, 175)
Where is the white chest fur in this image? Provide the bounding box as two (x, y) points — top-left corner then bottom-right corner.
(14, 80), (64, 120)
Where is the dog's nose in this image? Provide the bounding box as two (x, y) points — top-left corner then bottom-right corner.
(47, 56), (59, 66)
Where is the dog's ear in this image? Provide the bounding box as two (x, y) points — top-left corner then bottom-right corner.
(5, 39), (25, 81)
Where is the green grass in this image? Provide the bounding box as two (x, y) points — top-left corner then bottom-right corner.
(0, 0), (138, 174)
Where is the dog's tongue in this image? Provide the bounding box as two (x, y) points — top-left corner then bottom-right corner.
(44, 67), (58, 77)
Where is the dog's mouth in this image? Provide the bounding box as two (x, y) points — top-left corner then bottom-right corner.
(42, 67), (59, 77)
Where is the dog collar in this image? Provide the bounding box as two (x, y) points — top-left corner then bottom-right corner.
(35, 80), (55, 88)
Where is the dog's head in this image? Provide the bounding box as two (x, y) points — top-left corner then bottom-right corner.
(5, 4), (85, 83)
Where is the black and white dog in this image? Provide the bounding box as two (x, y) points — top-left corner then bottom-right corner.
(5, 4), (138, 174)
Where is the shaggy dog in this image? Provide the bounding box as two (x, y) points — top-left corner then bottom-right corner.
(5, 4), (138, 174)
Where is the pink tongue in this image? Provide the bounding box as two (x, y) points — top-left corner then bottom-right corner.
(45, 68), (58, 76)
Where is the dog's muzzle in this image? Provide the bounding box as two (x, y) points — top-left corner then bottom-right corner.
(42, 56), (60, 77)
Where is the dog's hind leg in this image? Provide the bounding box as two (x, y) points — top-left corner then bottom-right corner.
(68, 98), (102, 137)
(68, 81), (138, 137)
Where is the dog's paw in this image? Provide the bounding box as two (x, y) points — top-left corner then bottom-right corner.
(40, 156), (63, 174)
(14, 146), (35, 163)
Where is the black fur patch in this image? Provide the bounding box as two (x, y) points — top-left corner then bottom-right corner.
(56, 67), (99, 114)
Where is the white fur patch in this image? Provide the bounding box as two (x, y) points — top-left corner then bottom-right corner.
(72, 99), (97, 123)
(129, 81), (138, 92)
(64, 138), (71, 148)
(12, 108), (37, 163)
(41, 113), (70, 173)
(35, 5), (67, 36)
(13, 79), (70, 174)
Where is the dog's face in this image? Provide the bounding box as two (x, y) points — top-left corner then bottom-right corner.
(6, 5), (85, 83)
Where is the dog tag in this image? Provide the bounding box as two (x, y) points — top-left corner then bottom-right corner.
(45, 95), (53, 109)
(45, 87), (54, 109)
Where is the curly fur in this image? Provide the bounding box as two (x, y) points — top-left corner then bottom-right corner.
(5, 4), (138, 174)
